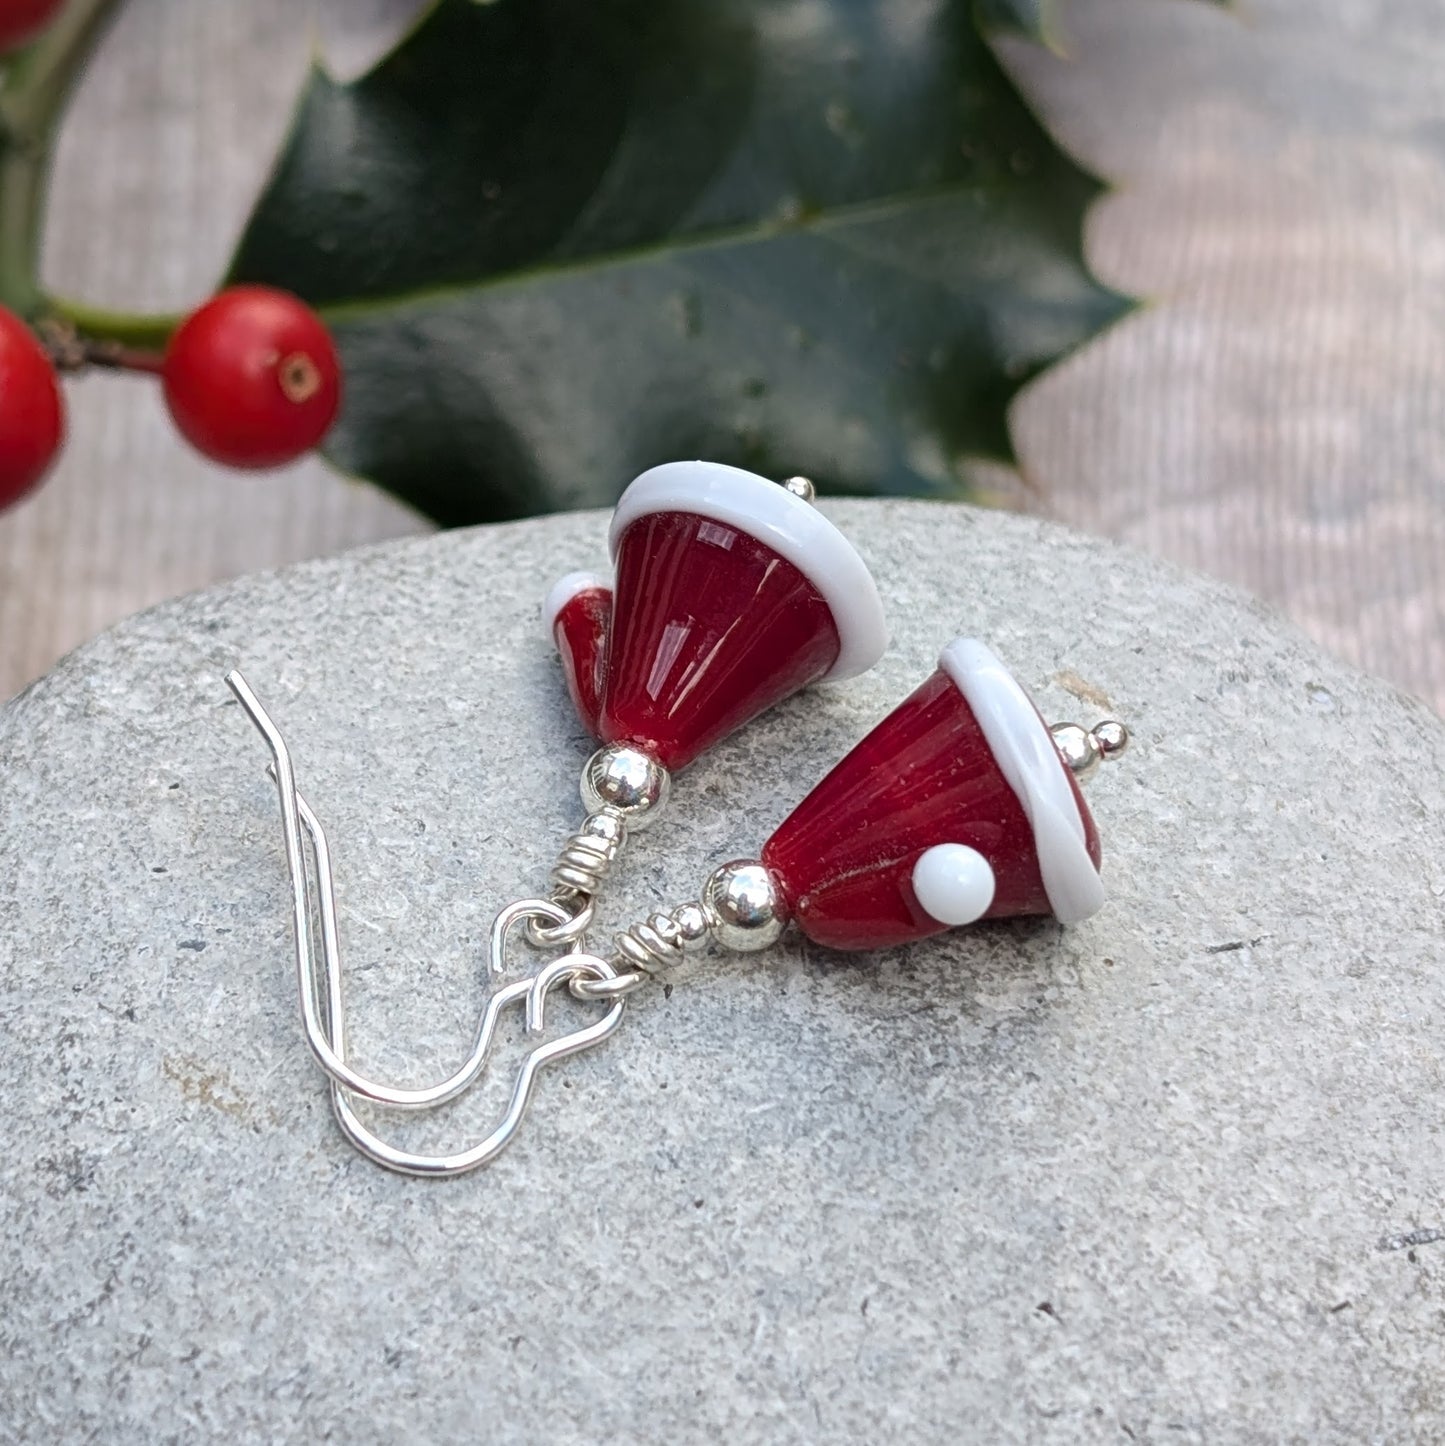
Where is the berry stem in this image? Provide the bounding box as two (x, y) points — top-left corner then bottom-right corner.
(42, 295), (177, 351)
(35, 316), (164, 374)
(0, 0), (121, 321)
(0, 0), (177, 369)
(83, 341), (165, 374)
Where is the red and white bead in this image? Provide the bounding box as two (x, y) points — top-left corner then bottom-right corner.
(760, 639), (1106, 951)
(547, 461), (887, 772)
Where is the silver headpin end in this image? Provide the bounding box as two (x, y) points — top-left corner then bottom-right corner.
(780, 475), (816, 503)
(1050, 719), (1131, 783)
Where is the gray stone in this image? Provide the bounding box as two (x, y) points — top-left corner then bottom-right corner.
(2, 501), (1443, 1443)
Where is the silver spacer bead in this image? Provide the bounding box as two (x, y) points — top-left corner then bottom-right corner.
(781, 475), (816, 503)
(579, 745), (670, 830)
(1051, 719), (1132, 783)
(580, 810), (626, 846)
(1091, 719), (1131, 761)
(670, 902), (711, 953)
(701, 859), (789, 953)
(1050, 722), (1102, 782)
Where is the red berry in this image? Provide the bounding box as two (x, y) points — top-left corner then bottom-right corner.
(162, 286), (341, 469)
(0, 0), (64, 53)
(0, 305), (65, 513)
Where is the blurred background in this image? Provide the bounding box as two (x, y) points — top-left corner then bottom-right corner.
(1, 0), (1442, 712)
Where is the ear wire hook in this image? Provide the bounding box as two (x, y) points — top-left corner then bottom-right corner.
(287, 774), (631, 1176)
(224, 670), (630, 1172)
(327, 956), (627, 1177)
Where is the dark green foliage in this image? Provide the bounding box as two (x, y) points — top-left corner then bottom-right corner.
(231, 0), (1126, 523)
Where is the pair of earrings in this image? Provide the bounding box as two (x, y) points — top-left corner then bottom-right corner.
(227, 460), (1129, 1177)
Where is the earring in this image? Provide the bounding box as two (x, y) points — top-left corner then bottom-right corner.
(224, 463), (1128, 1178)
(598, 636), (1128, 975)
(537, 459), (886, 938)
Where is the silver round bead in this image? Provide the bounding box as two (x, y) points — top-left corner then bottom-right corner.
(670, 902), (711, 954)
(781, 475), (816, 503)
(1091, 719), (1131, 761)
(1050, 722), (1102, 782)
(579, 745), (670, 829)
(580, 810), (627, 847)
(701, 860), (789, 952)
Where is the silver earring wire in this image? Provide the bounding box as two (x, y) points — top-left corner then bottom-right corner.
(225, 670), (629, 1177)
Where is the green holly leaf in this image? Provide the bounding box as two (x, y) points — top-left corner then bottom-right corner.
(229, 0), (1126, 525)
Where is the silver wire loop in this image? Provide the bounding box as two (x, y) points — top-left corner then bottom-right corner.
(613, 902), (713, 973)
(569, 969), (648, 1002)
(522, 808), (629, 948)
(523, 891), (595, 949)
(549, 817), (624, 895)
(226, 670), (630, 1176)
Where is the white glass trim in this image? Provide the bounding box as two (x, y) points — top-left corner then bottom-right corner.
(939, 639), (1105, 925)
(608, 460), (887, 681)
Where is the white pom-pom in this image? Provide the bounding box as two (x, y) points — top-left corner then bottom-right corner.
(911, 843), (996, 927)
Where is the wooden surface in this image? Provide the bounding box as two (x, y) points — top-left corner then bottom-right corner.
(0, 0), (1441, 712)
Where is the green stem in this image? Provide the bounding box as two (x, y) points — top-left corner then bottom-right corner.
(44, 294), (178, 349)
(0, 0), (132, 327)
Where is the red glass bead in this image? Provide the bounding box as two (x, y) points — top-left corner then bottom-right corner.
(599, 510), (840, 770)
(763, 641), (1103, 951)
(548, 575), (611, 739)
(548, 462), (886, 772)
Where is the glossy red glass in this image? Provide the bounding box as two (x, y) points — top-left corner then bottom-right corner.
(552, 584), (611, 738)
(582, 511), (841, 770)
(763, 668), (1101, 950)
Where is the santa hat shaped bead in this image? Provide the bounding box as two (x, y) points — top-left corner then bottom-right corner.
(547, 461), (887, 772)
(759, 639), (1125, 951)
(545, 571), (612, 739)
